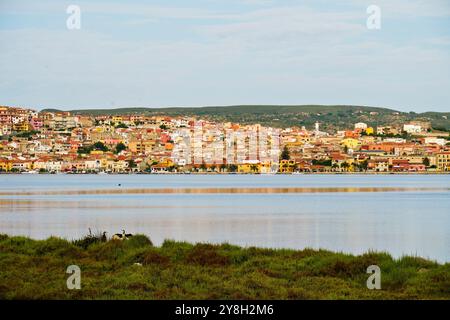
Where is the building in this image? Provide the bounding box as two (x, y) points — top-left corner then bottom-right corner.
(403, 124), (422, 134)
(437, 152), (450, 171)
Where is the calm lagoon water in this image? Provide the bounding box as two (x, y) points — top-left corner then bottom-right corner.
(0, 174), (449, 262)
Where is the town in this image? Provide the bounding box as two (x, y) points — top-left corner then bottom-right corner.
(0, 105), (449, 174)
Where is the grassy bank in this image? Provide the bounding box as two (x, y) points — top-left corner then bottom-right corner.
(0, 234), (449, 300)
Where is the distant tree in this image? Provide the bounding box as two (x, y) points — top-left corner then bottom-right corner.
(220, 164), (227, 172)
(159, 124), (168, 130)
(423, 157), (430, 167)
(127, 159), (137, 169)
(93, 141), (108, 152)
(77, 145), (93, 154)
(312, 159), (332, 166)
(361, 160), (369, 171)
(115, 123), (128, 129)
(250, 164), (259, 173)
(199, 163), (207, 171)
(341, 162), (350, 171)
(115, 142), (127, 154)
(227, 164), (238, 172)
(281, 146), (290, 160)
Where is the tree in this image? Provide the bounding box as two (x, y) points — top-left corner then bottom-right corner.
(127, 159), (137, 169)
(281, 146), (290, 160)
(93, 141), (108, 152)
(423, 157), (430, 167)
(250, 164), (259, 173)
(115, 142), (127, 154)
(341, 162), (350, 171)
(312, 159), (332, 166)
(115, 123), (128, 129)
(361, 160), (369, 171)
(77, 145), (93, 154)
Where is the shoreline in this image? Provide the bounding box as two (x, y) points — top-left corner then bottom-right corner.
(1, 172), (449, 175)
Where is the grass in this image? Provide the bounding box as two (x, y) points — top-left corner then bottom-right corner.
(0, 234), (449, 300)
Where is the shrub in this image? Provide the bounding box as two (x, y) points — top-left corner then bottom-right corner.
(90, 240), (125, 261)
(72, 231), (107, 249)
(124, 234), (153, 249)
(141, 249), (170, 266)
(34, 237), (72, 255)
(185, 244), (231, 267)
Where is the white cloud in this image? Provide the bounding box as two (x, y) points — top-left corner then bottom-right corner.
(0, 0), (449, 111)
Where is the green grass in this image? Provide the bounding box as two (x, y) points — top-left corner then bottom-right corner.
(0, 234), (449, 300)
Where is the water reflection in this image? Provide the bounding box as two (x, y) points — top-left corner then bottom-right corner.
(1, 186), (449, 196)
(0, 175), (449, 262)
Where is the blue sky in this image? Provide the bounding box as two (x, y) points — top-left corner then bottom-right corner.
(0, 0), (449, 112)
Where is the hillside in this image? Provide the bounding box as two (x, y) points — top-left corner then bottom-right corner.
(42, 105), (450, 131)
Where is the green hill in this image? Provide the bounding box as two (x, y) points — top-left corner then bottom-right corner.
(41, 105), (450, 131)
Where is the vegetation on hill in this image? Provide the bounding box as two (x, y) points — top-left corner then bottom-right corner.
(0, 234), (448, 300)
(42, 105), (450, 131)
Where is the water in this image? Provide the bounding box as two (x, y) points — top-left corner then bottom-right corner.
(0, 174), (449, 262)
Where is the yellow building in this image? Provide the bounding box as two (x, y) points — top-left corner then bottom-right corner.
(238, 161), (260, 173)
(341, 138), (360, 150)
(12, 122), (31, 132)
(279, 159), (296, 173)
(0, 159), (13, 172)
(112, 116), (123, 124)
(129, 140), (154, 154)
(365, 127), (374, 135)
(437, 152), (450, 171)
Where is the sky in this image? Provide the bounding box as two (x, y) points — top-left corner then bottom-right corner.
(0, 0), (449, 112)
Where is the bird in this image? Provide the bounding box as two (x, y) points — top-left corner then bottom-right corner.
(101, 231), (108, 242)
(112, 229), (126, 241)
(125, 232), (133, 239)
(112, 229), (133, 240)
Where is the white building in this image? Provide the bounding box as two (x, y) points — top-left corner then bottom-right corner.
(424, 137), (446, 146)
(403, 124), (422, 134)
(354, 122), (368, 130)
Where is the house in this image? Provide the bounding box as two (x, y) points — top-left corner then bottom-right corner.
(278, 159), (296, 173)
(437, 152), (450, 171)
(341, 138), (360, 150)
(367, 159), (389, 172)
(0, 158), (13, 172)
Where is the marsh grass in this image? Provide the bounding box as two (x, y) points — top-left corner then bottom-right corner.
(0, 234), (448, 300)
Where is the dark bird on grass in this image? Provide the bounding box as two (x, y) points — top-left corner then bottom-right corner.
(125, 232), (133, 238)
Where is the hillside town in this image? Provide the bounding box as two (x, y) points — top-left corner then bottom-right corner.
(0, 105), (449, 174)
